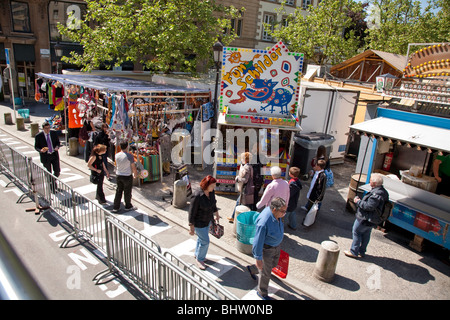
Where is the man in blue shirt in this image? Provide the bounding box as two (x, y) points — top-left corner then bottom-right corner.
(248, 197), (286, 300)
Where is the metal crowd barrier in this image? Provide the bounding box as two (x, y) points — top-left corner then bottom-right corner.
(164, 251), (239, 300)
(0, 140), (32, 203)
(0, 138), (238, 300)
(97, 217), (221, 300)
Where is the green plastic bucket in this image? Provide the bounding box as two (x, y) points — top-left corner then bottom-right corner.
(236, 211), (260, 245)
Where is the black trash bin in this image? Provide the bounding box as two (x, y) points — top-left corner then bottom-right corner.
(290, 132), (335, 179)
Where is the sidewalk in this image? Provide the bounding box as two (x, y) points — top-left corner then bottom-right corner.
(1, 100), (449, 300)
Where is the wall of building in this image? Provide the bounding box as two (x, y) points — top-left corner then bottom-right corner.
(0, 0), (85, 99)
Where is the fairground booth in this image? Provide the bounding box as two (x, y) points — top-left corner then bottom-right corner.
(348, 43), (450, 251)
(35, 72), (211, 184)
(213, 42), (304, 194)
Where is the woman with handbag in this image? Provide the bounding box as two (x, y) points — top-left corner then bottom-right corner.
(227, 152), (255, 222)
(188, 175), (220, 270)
(87, 144), (110, 205)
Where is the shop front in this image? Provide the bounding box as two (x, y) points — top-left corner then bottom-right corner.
(350, 107), (450, 251)
(347, 43), (450, 251)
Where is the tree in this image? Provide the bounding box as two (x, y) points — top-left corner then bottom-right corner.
(268, 0), (366, 65)
(365, 0), (449, 55)
(57, 0), (241, 73)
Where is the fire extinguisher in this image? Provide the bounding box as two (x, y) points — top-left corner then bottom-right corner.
(382, 152), (394, 171)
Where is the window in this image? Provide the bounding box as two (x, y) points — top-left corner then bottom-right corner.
(231, 18), (243, 37)
(302, 0), (312, 9)
(262, 13), (276, 42)
(224, 19), (243, 37)
(48, 1), (87, 41)
(11, 1), (31, 32)
(285, 0), (295, 5)
(282, 16), (290, 28)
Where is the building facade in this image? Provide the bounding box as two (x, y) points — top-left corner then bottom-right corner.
(0, 0), (317, 99)
(0, 0), (86, 99)
(220, 0), (316, 50)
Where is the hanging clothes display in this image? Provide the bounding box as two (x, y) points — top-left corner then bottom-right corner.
(35, 72), (212, 183)
(53, 82), (65, 111)
(68, 85), (83, 129)
(109, 94), (131, 142)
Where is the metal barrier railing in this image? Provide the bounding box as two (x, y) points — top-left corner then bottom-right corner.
(164, 251), (239, 300)
(0, 138), (238, 300)
(69, 191), (162, 254)
(0, 140), (32, 203)
(98, 217), (221, 300)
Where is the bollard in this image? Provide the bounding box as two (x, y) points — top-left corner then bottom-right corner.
(313, 240), (340, 283)
(68, 137), (79, 156)
(4, 113), (12, 125)
(16, 117), (25, 131)
(172, 179), (187, 208)
(233, 205), (251, 237)
(30, 123), (39, 137)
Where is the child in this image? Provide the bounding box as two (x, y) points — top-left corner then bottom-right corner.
(302, 160), (327, 215)
(286, 167), (303, 230)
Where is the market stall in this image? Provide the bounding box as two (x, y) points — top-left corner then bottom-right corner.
(347, 43), (450, 250)
(35, 73), (211, 183)
(213, 42), (303, 193)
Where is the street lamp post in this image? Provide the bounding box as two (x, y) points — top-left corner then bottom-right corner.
(212, 39), (223, 128)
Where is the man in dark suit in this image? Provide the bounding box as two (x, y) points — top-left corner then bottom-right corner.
(34, 122), (61, 189)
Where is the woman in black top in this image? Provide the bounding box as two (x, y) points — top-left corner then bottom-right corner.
(94, 123), (111, 169)
(189, 175), (220, 270)
(87, 144), (110, 204)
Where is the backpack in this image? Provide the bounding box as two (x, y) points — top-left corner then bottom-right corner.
(324, 168), (334, 188)
(368, 200), (392, 225)
(252, 163), (264, 189)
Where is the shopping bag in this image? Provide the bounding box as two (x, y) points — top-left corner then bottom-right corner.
(209, 220), (224, 239)
(303, 203), (319, 227)
(272, 250), (289, 279)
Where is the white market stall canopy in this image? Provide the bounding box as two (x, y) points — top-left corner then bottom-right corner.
(35, 73), (211, 95)
(350, 117), (450, 153)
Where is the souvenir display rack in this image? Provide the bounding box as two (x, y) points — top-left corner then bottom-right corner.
(35, 73), (211, 182)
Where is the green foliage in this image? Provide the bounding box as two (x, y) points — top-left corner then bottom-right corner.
(365, 0), (449, 55)
(57, 0), (241, 73)
(267, 0), (448, 64)
(268, 0), (365, 65)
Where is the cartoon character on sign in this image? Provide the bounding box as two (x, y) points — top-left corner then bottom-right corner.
(226, 51), (262, 77)
(230, 78), (294, 115)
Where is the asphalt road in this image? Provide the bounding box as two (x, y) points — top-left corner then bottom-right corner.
(0, 181), (146, 300)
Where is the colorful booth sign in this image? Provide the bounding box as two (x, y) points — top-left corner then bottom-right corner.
(219, 41), (303, 124)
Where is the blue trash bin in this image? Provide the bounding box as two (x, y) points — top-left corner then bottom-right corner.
(236, 211), (260, 245)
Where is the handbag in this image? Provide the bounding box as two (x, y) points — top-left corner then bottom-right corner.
(90, 171), (100, 184)
(303, 202), (319, 227)
(209, 220), (224, 239)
